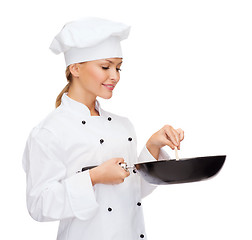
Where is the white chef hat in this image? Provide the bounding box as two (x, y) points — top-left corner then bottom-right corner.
(49, 17), (130, 67)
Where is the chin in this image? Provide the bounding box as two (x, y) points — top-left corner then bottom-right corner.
(99, 93), (113, 100)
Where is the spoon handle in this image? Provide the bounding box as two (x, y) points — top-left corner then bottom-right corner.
(175, 146), (179, 161)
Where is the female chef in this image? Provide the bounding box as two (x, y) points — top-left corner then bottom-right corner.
(22, 17), (184, 240)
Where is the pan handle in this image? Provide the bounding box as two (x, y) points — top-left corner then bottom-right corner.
(120, 163), (137, 172)
(119, 162), (129, 171)
(80, 163), (134, 173)
(81, 166), (97, 172)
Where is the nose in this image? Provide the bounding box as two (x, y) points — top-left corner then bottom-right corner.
(110, 69), (120, 83)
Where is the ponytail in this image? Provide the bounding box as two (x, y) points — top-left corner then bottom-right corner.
(55, 66), (72, 108)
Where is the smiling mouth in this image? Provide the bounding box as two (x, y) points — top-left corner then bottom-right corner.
(102, 84), (115, 90)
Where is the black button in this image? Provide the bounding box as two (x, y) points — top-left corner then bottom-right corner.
(128, 137), (132, 141)
(133, 169), (137, 174)
(108, 207), (112, 212)
(108, 117), (112, 121)
(140, 234), (145, 238)
(137, 202), (141, 206)
(100, 139), (104, 144)
(82, 120), (86, 124)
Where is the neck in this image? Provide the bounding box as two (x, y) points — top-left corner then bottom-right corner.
(67, 85), (99, 116)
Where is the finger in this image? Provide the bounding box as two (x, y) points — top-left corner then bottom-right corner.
(120, 169), (130, 179)
(171, 129), (181, 150)
(115, 158), (124, 164)
(164, 126), (179, 147)
(163, 137), (176, 150)
(164, 126), (177, 146)
(175, 129), (184, 149)
(171, 128), (181, 147)
(124, 171), (130, 178)
(176, 128), (184, 141)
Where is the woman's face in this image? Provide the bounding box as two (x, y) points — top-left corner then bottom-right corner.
(73, 58), (123, 100)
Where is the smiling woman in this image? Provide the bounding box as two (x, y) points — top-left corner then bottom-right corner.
(22, 17), (184, 240)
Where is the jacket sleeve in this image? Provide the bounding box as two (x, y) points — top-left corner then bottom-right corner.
(138, 145), (170, 199)
(22, 127), (99, 222)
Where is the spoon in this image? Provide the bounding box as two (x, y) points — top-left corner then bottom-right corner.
(175, 146), (179, 161)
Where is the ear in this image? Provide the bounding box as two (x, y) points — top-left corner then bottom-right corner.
(69, 63), (81, 78)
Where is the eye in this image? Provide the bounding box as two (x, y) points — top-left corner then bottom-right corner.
(116, 68), (122, 72)
(102, 66), (109, 70)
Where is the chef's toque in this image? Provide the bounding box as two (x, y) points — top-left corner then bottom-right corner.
(49, 17), (130, 67)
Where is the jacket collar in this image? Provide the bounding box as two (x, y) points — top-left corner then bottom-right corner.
(61, 92), (103, 117)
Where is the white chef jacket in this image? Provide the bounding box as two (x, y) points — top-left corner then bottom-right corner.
(22, 93), (170, 240)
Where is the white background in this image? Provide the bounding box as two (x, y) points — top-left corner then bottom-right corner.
(1, 0), (251, 239)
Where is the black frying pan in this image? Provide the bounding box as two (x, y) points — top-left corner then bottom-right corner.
(81, 155), (226, 185)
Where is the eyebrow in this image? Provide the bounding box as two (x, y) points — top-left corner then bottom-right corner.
(105, 59), (123, 65)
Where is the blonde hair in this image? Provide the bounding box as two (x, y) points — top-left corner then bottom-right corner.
(55, 66), (72, 108)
